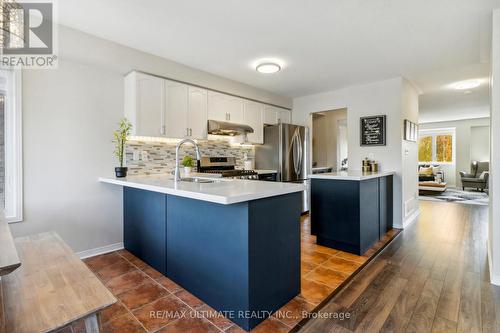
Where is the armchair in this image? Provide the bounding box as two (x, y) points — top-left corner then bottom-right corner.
(460, 161), (489, 191)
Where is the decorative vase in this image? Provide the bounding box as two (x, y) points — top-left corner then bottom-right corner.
(115, 167), (128, 178)
(184, 166), (192, 175)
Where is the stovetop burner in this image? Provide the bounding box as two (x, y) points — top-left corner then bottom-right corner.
(198, 156), (258, 179)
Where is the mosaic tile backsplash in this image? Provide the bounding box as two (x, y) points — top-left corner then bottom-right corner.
(126, 139), (255, 175)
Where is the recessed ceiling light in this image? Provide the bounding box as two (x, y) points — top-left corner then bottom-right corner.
(256, 62), (281, 74)
(450, 79), (481, 90)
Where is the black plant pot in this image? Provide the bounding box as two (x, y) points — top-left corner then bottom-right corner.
(115, 167), (128, 178)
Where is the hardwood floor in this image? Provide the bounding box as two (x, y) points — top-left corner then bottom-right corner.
(296, 201), (500, 333)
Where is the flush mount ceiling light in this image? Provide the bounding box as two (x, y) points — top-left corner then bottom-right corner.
(450, 79), (482, 90)
(256, 62), (281, 74)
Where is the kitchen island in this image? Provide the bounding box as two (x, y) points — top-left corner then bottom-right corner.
(308, 171), (394, 255)
(99, 175), (304, 331)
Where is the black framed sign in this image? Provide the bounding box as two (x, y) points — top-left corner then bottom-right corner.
(360, 115), (386, 146)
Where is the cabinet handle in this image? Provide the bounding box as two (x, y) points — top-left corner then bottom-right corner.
(161, 125), (166, 135)
(228, 113), (231, 121)
(186, 128), (189, 136)
(189, 128), (192, 136)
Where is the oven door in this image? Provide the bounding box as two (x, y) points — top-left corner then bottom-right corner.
(258, 173), (278, 181)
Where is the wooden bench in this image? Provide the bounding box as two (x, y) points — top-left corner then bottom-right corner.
(0, 228), (116, 333)
(0, 215), (21, 333)
(0, 217), (21, 277)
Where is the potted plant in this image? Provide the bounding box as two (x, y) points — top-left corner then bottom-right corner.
(182, 156), (195, 175)
(113, 118), (132, 178)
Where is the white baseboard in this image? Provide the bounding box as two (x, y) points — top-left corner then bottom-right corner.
(488, 239), (500, 285)
(402, 209), (420, 229)
(76, 242), (124, 259)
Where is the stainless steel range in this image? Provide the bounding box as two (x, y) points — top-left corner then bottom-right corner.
(198, 157), (259, 180)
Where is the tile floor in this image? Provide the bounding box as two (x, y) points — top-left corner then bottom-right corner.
(63, 215), (399, 333)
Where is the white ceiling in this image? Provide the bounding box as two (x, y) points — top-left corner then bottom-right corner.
(57, 0), (500, 119)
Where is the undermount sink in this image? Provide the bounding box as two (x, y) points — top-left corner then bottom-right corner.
(180, 177), (219, 184)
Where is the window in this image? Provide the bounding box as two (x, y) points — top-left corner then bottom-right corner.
(418, 129), (455, 164)
(0, 70), (23, 223)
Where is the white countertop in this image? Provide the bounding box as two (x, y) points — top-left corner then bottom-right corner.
(308, 170), (395, 180)
(99, 175), (305, 205)
(253, 169), (278, 174)
(312, 166), (333, 171)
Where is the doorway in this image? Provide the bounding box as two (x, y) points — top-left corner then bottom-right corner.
(311, 108), (347, 172)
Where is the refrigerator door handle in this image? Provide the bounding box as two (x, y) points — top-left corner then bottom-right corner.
(292, 129), (301, 176)
(297, 130), (303, 173)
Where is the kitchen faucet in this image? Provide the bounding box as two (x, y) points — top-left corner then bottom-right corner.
(174, 139), (201, 182)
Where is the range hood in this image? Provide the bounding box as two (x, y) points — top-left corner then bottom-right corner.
(207, 120), (254, 136)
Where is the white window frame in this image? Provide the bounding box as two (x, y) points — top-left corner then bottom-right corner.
(1, 70), (23, 223)
(418, 128), (456, 165)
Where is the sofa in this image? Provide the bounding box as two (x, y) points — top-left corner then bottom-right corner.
(418, 165), (445, 182)
(460, 161), (489, 191)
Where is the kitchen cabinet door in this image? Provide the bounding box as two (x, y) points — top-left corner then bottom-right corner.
(208, 91), (228, 122)
(226, 95), (244, 123)
(208, 91), (244, 123)
(125, 72), (165, 137)
(277, 109), (291, 124)
(263, 106), (278, 125)
(165, 80), (189, 139)
(243, 101), (264, 144)
(188, 86), (208, 139)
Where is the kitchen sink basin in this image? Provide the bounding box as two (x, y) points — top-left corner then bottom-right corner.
(180, 177), (219, 184)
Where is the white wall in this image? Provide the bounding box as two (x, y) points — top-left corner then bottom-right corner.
(419, 117), (490, 187)
(471, 126), (491, 162)
(489, 9), (500, 286)
(10, 25), (291, 253)
(293, 77), (419, 228)
(401, 79), (420, 221)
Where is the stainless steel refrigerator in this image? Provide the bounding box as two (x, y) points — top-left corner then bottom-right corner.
(255, 123), (310, 213)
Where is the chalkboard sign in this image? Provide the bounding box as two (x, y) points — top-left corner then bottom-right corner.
(360, 115), (386, 146)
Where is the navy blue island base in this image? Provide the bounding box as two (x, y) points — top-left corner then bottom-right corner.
(310, 175), (394, 255)
(123, 187), (302, 331)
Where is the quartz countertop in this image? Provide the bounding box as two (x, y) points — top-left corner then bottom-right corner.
(253, 169), (278, 174)
(312, 166), (333, 171)
(308, 170), (395, 180)
(99, 175), (305, 205)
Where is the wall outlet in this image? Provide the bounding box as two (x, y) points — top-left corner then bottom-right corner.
(132, 151), (140, 161)
(141, 151), (149, 162)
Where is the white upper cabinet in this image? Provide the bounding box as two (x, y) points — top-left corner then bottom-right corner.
(263, 106), (291, 125)
(125, 71), (286, 142)
(208, 91), (244, 123)
(263, 106), (278, 125)
(226, 95), (244, 123)
(207, 91), (226, 122)
(277, 109), (291, 124)
(164, 80), (189, 139)
(188, 86), (208, 139)
(125, 72), (165, 137)
(243, 100), (264, 144)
